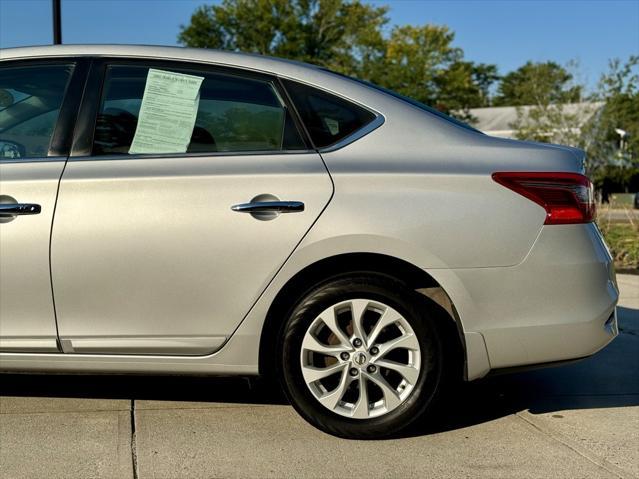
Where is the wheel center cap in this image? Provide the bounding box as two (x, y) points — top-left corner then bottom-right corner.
(353, 352), (368, 366)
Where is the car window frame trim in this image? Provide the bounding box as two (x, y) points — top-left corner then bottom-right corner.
(69, 57), (315, 160)
(277, 77), (385, 153)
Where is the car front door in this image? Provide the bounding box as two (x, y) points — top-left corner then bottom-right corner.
(50, 59), (333, 355)
(0, 60), (86, 352)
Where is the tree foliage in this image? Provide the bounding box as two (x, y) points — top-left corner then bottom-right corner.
(178, 0), (497, 117)
(493, 61), (582, 106)
(178, 0), (388, 74)
(368, 25), (497, 114)
(590, 56), (639, 164)
(434, 60), (498, 113)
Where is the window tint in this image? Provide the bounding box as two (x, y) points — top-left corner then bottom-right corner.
(283, 80), (376, 148)
(0, 64), (74, 159)
(93, 65), (305, 155)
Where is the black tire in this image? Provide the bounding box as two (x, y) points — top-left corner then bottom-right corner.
(277, 273), (445, 439)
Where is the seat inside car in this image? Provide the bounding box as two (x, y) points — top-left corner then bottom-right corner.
(93, 107), (217, 154)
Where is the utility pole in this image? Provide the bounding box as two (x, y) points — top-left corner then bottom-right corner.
(52, 0), (62, 45)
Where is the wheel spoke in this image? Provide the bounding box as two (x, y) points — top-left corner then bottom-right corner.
(302, 362), (347, 383)
(317, 368), (352, 410)
(301, 333), (347, 357)
(349, 299), (368, 343)
(300, 298), (422, 420)
(367, 308), (402, 346)
(319, 308), (351, 348)
(374, 359), (419, 385)
(376, 332), (419, 358)
(351, 374), (369, 419)
(366, 372), (401, 410)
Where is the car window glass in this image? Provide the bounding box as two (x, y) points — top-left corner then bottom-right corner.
(0, 64), (75, 159)
(282, 79), (376, 148)
(93, 65), (306, 155)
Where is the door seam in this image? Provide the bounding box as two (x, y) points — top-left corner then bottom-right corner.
(48, 157), (69, 353)
(49, 60), (93, 352)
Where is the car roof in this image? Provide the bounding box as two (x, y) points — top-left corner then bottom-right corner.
(0, 44), (325, 81)
(1, 44), (396, 115)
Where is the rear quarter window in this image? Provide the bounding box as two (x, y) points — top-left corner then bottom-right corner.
(282, 79), (376, 149)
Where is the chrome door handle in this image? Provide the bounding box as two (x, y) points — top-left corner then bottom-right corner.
(0, 203), (41, 217)
(231, 201), (304, 214)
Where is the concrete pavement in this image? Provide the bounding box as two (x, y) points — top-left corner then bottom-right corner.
(1, 275), (637, 479)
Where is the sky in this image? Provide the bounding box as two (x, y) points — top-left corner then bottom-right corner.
(1, 0), (638, 90)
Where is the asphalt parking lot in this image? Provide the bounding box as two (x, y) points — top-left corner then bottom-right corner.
(1, 275), (637, 479)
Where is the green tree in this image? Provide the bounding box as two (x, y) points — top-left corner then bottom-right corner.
(589, 56), (639, 166)
(372, 24), (460, 105)
(434, 60), (498, 113)
(178, 1), (498, 117)
(178, 0), (388, 76)
(494, 61), (582, 106)
(369, 25), (497, 116)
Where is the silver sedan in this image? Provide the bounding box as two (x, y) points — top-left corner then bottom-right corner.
(0, 45), (618, 438)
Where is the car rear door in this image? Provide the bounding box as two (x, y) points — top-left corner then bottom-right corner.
(0, 59), (87, 352)
(50, 58), (333, 355)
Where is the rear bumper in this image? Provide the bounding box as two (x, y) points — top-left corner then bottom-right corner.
(433, 223), (619, 379)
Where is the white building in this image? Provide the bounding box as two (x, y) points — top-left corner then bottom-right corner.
(466, 102), (604, 139)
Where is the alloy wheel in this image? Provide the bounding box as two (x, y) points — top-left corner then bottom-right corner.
(299, 299), (422, 419)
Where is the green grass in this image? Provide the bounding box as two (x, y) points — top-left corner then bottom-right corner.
(608, 193), (636, 208)
(598, 218), (639, 270)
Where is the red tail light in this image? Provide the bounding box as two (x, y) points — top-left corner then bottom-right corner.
(492, 172), (595, 225)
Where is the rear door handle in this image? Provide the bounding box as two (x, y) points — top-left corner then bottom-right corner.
(0, 203), (41, 217)
(231, 201), (305, 214)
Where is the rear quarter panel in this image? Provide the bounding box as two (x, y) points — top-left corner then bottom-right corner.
(312, 104), (582, 269)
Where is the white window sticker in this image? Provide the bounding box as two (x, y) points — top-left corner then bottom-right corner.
(129, 69), (204, 154)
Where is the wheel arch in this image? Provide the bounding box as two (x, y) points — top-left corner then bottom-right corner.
(258, 252), (468, 380)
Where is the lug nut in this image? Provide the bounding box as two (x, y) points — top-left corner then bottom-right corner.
(340, 352), (350, 361)
(367, 365), (377, 374)
(353, 338), (363, 348)
(369, 346), (379, 355)
(349, 368), (359, 377)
